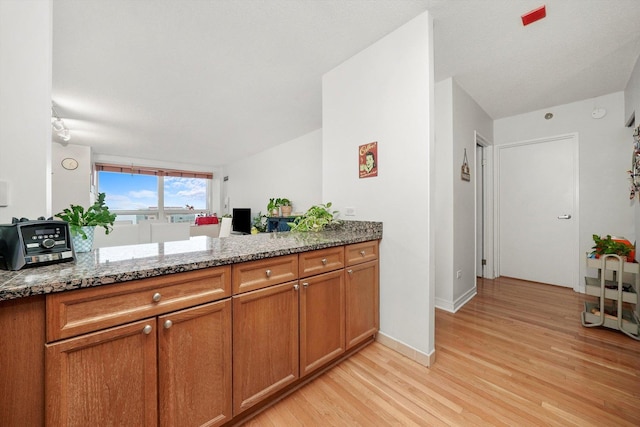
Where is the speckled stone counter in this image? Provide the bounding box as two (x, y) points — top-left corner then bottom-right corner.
(0, 220), (382, 302)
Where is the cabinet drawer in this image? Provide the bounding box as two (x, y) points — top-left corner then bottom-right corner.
(299, 247), (344, 278)
(232, 255), (298, 294)
(46, 266), (231, 342)
(346, 241), (379, 266)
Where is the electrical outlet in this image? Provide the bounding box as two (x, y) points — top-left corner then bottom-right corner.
(456, 270), (462, 279)
(345, 207), (356, 216)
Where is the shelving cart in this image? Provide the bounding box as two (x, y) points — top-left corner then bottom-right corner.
(582, 253), (639, 340)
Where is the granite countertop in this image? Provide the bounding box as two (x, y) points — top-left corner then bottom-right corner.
(0, 221), (382, 302)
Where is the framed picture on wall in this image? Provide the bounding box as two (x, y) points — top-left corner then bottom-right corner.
(359, 141), (378, 178)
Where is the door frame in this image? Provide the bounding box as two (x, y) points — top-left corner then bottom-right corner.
(494, 133), (580, 290)
(475, 132), (494, 279)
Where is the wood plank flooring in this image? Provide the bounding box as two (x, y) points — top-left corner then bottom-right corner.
(242, 277), (640, 426)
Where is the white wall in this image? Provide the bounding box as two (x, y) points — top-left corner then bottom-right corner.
(625, 54), (640, 249)
(434, 78), (493, 312)
(52, 142), (92, 215)
(451, 80), (493, 302)
(224, 129), (322, 218)
(323, 12), (435, 360)
(494, 91), (632, 286)
(434, 79), (454, 308)
(0, 0), (52, 223)
(625, 54), (640, 125)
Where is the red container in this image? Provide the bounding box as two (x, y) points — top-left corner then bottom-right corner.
(195, 216), (218, 225)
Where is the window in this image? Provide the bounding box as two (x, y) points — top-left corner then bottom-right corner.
(95, 163), (212, 224)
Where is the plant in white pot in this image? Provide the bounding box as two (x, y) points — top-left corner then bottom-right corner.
(279, 198), (293, 217)
(55, 193), (117, 252)
(267, 198), (281, 216)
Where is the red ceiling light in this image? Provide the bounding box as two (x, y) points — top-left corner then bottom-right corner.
(521, 5), (546, 26)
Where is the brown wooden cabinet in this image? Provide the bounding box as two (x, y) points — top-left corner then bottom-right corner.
(46, 318), (159, 426)
(3, 238), (380, 426)
(232, 281), (300, 415)
(158, 299), (232, 427)
(345, 242), (379, 350)
(300, 269), (345, 376)
(45, 266), (232, 427)
(0, 295), (46, 427)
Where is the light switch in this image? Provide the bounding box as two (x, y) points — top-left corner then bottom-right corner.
(0, 181), (8, 207)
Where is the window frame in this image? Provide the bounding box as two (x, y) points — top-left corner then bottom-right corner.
(94, 163), (213, 221)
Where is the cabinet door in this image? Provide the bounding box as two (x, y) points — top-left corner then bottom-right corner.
(345, 260), (379, 350)
(158, 299), (232, 427)
(46, 318), (158, 427)
(232, 282), (299, 415)
(300, 270), (345, 376)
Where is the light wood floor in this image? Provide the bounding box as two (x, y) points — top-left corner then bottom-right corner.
(242, 277), (640, 426)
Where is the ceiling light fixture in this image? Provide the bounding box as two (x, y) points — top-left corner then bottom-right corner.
(51, 103), (71, 142)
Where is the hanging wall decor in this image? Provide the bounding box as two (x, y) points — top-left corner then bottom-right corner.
(359, 141), (378, 178)
(461, 148), (471, 181)
(629, 125), (640, 199)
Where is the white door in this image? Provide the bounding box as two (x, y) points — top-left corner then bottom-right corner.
(497, 134), (578, 288)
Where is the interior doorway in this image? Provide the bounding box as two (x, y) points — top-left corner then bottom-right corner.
(475, 132), (491, 279)
(495, 133), (579, 289)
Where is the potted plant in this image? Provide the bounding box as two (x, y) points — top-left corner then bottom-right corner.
(252, 211), (268, 233)
(591, 234), (634, 261)
(288, 202), (339, 232)
(267, 198), (281, 216)
(279, 198), (292, 217)
(55, 192), (117, 252)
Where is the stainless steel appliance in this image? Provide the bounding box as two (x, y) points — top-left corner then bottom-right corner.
(0, 217), (75, 270)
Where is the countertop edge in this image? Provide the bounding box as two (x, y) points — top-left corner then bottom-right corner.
(0, 221), (382, 302)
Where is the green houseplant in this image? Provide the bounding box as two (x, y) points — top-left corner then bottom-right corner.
(55, 193), (116, 252)
(279, 198), (292, 217)
(252, 211), (268, 233)
(591, 234), (633, 260)
(288, 202), (339, 232)
(267, 198), (281, 216)
(55, 193), (117, 239)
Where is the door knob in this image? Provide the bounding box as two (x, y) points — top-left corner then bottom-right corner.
(557, 214), (572, 219)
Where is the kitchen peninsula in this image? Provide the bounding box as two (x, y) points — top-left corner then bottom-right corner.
(0, 220), (381, 426)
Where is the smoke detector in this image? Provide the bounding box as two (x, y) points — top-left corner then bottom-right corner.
(592, 108), (607, 119)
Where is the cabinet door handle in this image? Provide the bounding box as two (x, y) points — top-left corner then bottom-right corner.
(265, 269), (272, 278)
(163, 320), (173, 329)
(152, 292), (162, 302)
(293, 284), (299, 291)
(302, 282), (309, 288)
(347, 269), (353, 275)
(360, 250), (366, 257)
(142, 325), (153, 335)
(321, 258), (327, 265)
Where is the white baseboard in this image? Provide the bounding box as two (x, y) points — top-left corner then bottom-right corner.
(435, 286), (477, 313)
(375, 332), (435, 367)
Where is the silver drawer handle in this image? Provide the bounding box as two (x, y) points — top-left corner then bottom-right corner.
(321, 258), (327, 265)
(347, 269), (353, 275)
(265, 269), (272, 278)
(142, 325), (153, 335)
(303, 282), (309, 288)
(152, 292), (162, 302)
(360, 250), (366, 257)
(293, 284), (299, 291)
(164, 320), (173, 329)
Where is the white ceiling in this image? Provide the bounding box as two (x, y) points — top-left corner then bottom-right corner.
(52, 0), (640, 168)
